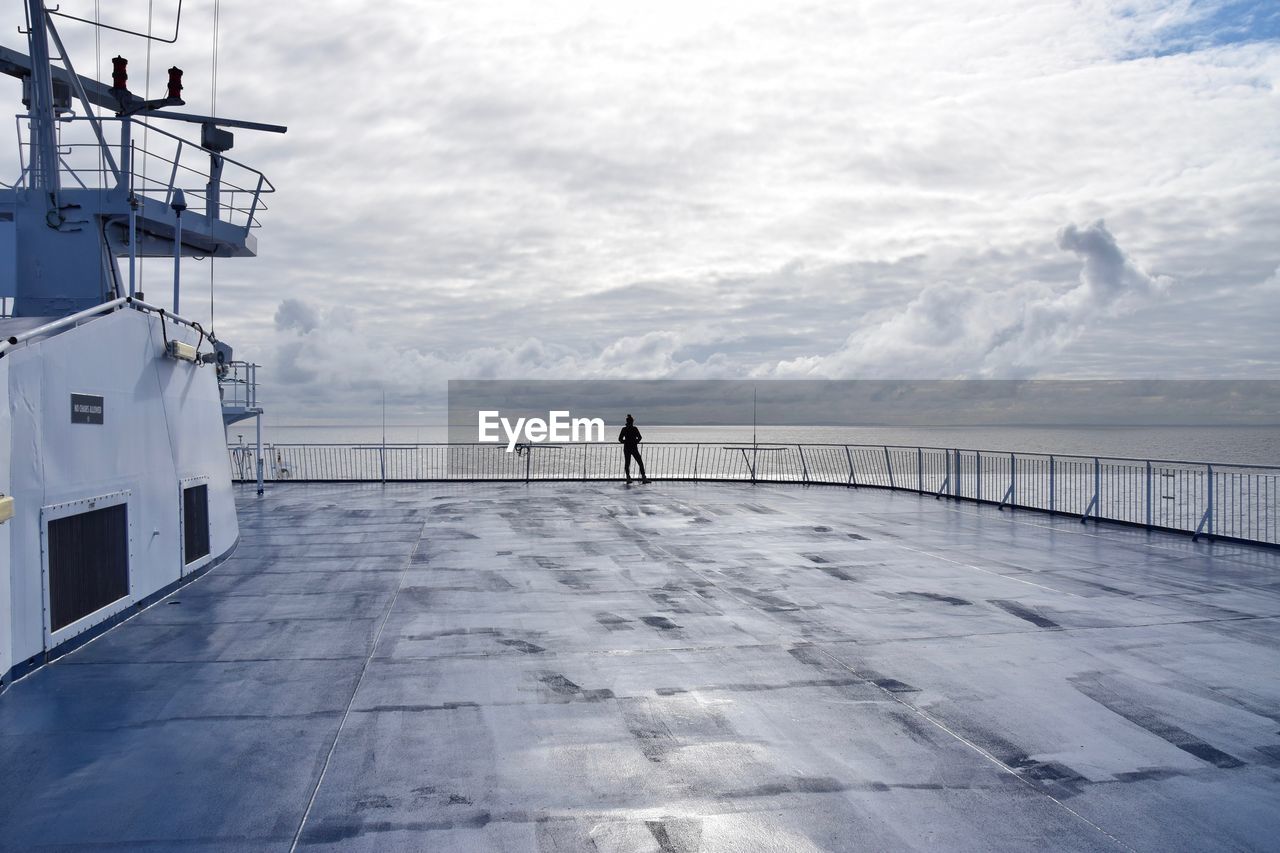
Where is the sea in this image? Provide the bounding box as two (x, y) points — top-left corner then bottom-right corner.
(238, 424), (1280, 467)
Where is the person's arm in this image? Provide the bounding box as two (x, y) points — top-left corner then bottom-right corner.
(618, 428), (626, 443)
(635, 429), (642, 442)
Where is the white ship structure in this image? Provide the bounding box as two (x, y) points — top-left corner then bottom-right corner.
(0, 0), (279, 685)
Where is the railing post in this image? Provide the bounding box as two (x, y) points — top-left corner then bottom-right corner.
(1145, 460), (1152, 528)
(844, 445), (857, 488)
(1193, 464), (1216, 540)
(1009, 452), (1016, 506)
(245, 173), (265, 237)
(884, 445), (894, 489)
(1095, 457), (1101, 520)
(917, 447), (923, 493)
(797, 445), (809, 484)
(975, 450), (981, 501)
(255, 411), (264, 496)
(525, 447), (532, 484)
(1206, 464), (1214, 537)
(1049, 455), (1055, 513)
(693, 444), (700, 481)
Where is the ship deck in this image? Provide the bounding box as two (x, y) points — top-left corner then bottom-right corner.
(2, 482), (1279, 851)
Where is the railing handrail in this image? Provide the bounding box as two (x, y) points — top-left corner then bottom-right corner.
(0, 296), (209, 357)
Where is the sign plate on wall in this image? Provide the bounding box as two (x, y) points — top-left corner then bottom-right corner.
(71, 393), (104, 425)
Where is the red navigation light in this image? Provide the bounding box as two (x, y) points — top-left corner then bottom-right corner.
(111, 56), (128, 91)
(167, 67), (184, 100)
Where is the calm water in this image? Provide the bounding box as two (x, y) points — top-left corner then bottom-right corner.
(242, 424), (1280, 467)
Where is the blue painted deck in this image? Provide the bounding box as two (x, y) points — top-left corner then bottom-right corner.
(2, 482), (1278, 851)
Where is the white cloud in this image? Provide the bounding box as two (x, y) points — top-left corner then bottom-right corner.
(765, 220), (1171, 378)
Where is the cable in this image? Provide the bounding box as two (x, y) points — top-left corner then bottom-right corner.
(139, 0), (155, 298)
(209, 0), (220, 328)
(211, 0), (220, 115)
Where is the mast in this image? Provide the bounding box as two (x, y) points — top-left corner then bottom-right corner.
(23, 0), (60, 201)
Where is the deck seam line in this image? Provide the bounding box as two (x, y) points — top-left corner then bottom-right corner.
(286, 508), (432, 853)
(890, 543), (1075, 595)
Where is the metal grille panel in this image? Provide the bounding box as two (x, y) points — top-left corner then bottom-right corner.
(183, 484), (211, 564)
(47, 504), (129, 632)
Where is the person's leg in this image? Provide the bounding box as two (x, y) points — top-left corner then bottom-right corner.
(636, 449), (647, 480)
(623, 448), (633, 481)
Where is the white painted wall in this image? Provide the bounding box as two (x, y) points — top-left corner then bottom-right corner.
(4, 308), (238, 673)
(0, 357), (11, 682)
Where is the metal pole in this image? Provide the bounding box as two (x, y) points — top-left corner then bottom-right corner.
(171, 189), (187, 313)
(24, 0), (61, 199)
(1049, 455), (1055, 513)
(917, 447), (923, 493)
(1145, 460), (1152, 528)
(127, 192), (138, 296)
(976, 450), (982, 501)
(255, 412), (264, 496)
(1206, 464), (1214, 537)
(883, 446), (894, 489)
(1093, 457), (1101, 521)
(1009, 452), (1016, 507)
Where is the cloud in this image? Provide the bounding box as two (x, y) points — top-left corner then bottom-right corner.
(766, 220), (1171, 378)
(273, 299), (321, 334)
(1056, 220), (1166, 302)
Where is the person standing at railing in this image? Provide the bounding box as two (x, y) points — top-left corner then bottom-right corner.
(619, 414), (650, 483)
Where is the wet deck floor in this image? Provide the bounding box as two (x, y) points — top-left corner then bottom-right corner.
(2, 482), (1280, 851)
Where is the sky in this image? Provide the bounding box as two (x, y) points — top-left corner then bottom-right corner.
(2, 0), (1278, 423)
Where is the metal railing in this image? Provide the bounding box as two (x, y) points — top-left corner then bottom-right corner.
(218, 361), (260, 411)
(227, 442), (1280, 547)
(0, 295), (208, 358)
(12, 114), (273, 234)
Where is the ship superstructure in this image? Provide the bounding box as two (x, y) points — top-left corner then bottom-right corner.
(0, 1), (281, 685)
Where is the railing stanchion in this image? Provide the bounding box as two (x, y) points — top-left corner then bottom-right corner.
(693, 444), (700, 481)
(1152, 458), (1162, 525)
(254, 411), (264, 496)
(1011, 453), (1016, 506)
(1082, 457), (1100, 524)
(884, 445), (894, 489)
(917, 447), (923, 494)
(1049, 455), (1055, 514)
(798, 444), (809, 484)
(844, 445), (856, 488)
(975, 450), (982, 502)
(1194, 464), (1215, 541)
(953, 449), (959, 498)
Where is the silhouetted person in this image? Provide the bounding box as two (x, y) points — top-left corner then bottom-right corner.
(618, 414), (648, 483)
